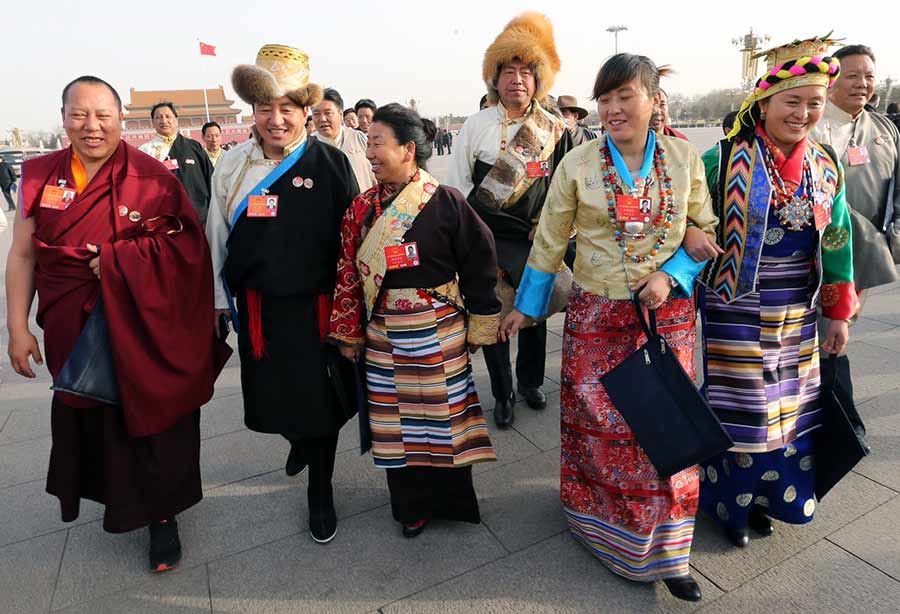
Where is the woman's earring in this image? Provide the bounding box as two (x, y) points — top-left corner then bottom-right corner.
(760, 111), (767, 121)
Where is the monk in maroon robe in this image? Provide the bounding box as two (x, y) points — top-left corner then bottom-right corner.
(5, 76), (222, 572)
(651, 88), (689, 141)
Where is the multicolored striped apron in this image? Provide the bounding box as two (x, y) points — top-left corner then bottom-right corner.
(701, 254), (821, 527)
(364, 288), (496, 469)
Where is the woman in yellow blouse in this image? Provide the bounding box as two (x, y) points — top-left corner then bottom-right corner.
(502, 54), (718, 602)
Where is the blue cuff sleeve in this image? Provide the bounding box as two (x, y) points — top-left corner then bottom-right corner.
(660, 247), (707, 298)
(515, 265), (557, 319)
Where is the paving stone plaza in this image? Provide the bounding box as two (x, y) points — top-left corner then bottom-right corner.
(2, 145), (899, 613)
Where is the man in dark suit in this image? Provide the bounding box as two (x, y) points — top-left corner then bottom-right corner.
(0, 157), (16, 211)
(138, 102), (213, 226)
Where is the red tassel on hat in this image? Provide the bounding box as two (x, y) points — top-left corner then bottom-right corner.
(317, 294), (331, 345)
(246, 289), (267, 360)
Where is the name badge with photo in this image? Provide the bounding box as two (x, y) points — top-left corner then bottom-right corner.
(847, 146), (870, 166)
(526, 160), (551, 178)
(163, 158), (180, 171)
(385, 242), (420, 270)
(247, 195), (279, 218)
(813, 191), (831, 231)
(615, 194), (652, 224)
(39, 185), (77, 210)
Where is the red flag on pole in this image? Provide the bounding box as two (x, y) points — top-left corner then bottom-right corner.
(199, 42), (216, 56)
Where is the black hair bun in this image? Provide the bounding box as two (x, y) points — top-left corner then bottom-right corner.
(421, 118), (438, 142)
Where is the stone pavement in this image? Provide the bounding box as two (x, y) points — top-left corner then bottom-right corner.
(1, 151), (899, 613)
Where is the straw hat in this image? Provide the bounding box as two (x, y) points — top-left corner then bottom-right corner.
(232, 44), (323, 108)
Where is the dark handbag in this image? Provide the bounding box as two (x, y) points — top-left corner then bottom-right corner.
(814, 353), (870, 500)
(324, 345), (359, 423)
(600, 299), (734, 478)
(52, 296), (121, 405)
(355, 361), (372, 454)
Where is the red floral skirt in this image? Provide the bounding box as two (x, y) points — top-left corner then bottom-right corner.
(560, 285), (699, 581)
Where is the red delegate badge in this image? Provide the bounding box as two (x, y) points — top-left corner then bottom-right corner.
(615, 194), (652, 224)
(526, 160), (551, 179)
(39, 185), (77, 210)
(385, 242), (420, 270)
(847, 146), (870, 166)
(813, 192), (831, 231)
(247, 195), (279, 218)
(163, 158), (179, 171)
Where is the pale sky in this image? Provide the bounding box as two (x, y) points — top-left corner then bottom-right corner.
(2, 0), (899, 133)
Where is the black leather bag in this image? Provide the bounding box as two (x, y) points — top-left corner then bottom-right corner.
(355, 361), (372, 455)
(814, 353), (870, 500)
(52, 296), (121, 405)
(600, 299), (733, 478)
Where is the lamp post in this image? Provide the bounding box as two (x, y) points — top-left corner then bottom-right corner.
(606, 25), (628, 54)
(732, 29), (770, 90)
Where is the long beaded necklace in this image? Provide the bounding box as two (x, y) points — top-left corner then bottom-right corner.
(759, 137), (815, 231)
(599, 140), (676, 263)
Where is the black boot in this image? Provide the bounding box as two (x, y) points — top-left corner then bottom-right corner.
(726, 526), (749, 548)
(517, 383), (547, 410)
(285, 440), (307, 477)
(748, 505), (774, 537)
(148, 517), (182, 573)
(308, 490), (337, 543)
(306, 433), (339, 544)
(663, 576), (702, 602)
(493, 390), (516, 429)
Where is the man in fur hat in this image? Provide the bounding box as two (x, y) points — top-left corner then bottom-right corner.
(447, 12), (573, 428)
(206, 44), (360, 544)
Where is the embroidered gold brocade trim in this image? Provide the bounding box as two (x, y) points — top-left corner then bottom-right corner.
(380, 280), (463, 311)
(467, 312), (500, 346)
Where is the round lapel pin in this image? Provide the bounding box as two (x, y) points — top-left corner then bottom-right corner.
(304, 178), (314, 189)
(292, 176), (304, 188)
(117, 205), (129, 217)
(128, 211), (142, 223)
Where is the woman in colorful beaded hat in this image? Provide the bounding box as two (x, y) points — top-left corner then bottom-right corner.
(501, 53), (719, 602)
(695, 35), (858, 549)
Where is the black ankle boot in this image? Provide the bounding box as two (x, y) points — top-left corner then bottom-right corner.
(308, 491), (337, 543)
(664, 576), (702, 602)
(493, 391), (516, 428)
(148, 517), (182, 572)
(306, 433), (339, 544)
(285, 441), (307, 477)
(726, 526), (750, 548)
(517, 384), (547, 410)
(749, 505), (774, 537)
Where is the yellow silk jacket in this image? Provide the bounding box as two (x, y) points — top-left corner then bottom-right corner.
(527, 133), (718, 299)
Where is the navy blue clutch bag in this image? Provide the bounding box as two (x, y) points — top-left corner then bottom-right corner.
(814, 354), (870, 500)
(52, 296), (121, 406)
(600, 299), (733, 478)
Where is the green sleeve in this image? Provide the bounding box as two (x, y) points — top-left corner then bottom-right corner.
(821, 170), (854, 285)
(701, 145), (720, 198)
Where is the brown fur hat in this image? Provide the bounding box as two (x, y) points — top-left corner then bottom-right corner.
(482, 12), (561, 104)
(232, 44), (323, 109)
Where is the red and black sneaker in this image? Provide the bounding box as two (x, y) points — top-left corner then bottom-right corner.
(149, 518), (182, 573)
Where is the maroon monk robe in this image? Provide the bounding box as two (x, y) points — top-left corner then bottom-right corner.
(663, 125), (689, 141)
(22, 142), (221, 437)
